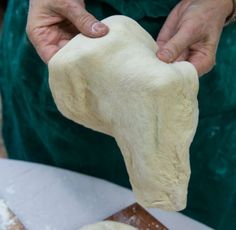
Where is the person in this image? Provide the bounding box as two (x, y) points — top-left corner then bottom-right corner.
(0, 0), (236, 229)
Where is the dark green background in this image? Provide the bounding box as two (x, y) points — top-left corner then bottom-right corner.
(0, 1), (236, 229)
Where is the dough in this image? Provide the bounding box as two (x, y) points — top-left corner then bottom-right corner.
(79, 221), (137, 230)
(49, 15), (199, 211)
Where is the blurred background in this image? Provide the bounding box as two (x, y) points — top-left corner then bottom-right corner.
(0, 1), (7, 25)
(0, 0), (7, 158)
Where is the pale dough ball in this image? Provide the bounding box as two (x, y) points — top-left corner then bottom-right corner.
(79, 221), (137, 230)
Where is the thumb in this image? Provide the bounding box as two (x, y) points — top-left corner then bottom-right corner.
(59, 2), (109, 37)
(157, 26), (199, 63)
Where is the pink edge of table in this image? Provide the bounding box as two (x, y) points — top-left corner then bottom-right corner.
(0, 159), (213, 230)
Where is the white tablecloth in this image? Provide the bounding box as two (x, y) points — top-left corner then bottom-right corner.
(0, 159), (212, 230)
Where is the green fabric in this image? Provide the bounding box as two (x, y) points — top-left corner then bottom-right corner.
(1, 0), (236, 229)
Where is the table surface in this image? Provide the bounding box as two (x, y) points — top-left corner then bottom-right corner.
(0, 159), (213, 230)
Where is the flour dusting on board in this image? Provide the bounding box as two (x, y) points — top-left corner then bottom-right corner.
(0, 199), (16, 230)
(5, 186), (16, 195)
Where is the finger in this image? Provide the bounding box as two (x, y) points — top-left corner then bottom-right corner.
(27, 24), (74, 63)
(58, 2), (109, 37)
(35, 44), (60, 63)
(188, 48), (216, 76)
(156, 7), (180, 48)
(175, 49), (189, 62)
(157, 25), (201, 63)
(37, 37), (74, 63)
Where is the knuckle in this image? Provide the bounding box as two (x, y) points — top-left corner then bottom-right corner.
(187, 24), (202, 37)
(65, 1), (78, 13)
(183, 21), (206, 38)
(169, 42), (181, 57)
(54, 0), (77, 15)
(76, 11), (94, 30)
(57, 0), (71, 11)
(78, 0), (85, 7)
(53, 0), (95, 33)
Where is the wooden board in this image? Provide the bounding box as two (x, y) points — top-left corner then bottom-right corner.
(105, 203), (168, 230)
(1, 201), (167, 230)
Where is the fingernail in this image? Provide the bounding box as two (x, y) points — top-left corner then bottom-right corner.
(158, 49), (173, 61)
(92, 22), (107, 35)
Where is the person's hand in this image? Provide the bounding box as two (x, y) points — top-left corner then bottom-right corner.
(157, 0), (234, 76)
(26, 0), (109, 63)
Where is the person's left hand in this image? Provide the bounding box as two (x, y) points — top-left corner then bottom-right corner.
(156, 0), (234, 76)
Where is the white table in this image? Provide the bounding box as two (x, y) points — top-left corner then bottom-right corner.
(0, 159), (212, 230)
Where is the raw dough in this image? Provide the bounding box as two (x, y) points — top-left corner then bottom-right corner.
(79, 221), (137, 230)
(49, 15), (199, 211)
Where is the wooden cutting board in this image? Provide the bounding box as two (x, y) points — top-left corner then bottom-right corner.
(105, 203), (168, 230)
(1, 201), (168, 230)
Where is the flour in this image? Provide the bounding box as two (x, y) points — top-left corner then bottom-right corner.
(0, 199), (16, 230)
(5, 186), (15, 195)
(79, 221), (138, 230)
(44, 225), (57, 230)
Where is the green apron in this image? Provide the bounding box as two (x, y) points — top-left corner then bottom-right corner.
(1, 0), (236, 229)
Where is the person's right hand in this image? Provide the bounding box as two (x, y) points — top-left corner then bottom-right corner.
(26, 0), (109, 63)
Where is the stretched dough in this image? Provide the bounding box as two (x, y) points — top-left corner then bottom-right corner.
(79, 221), (137, 230)
(49, 15), (199, 211)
